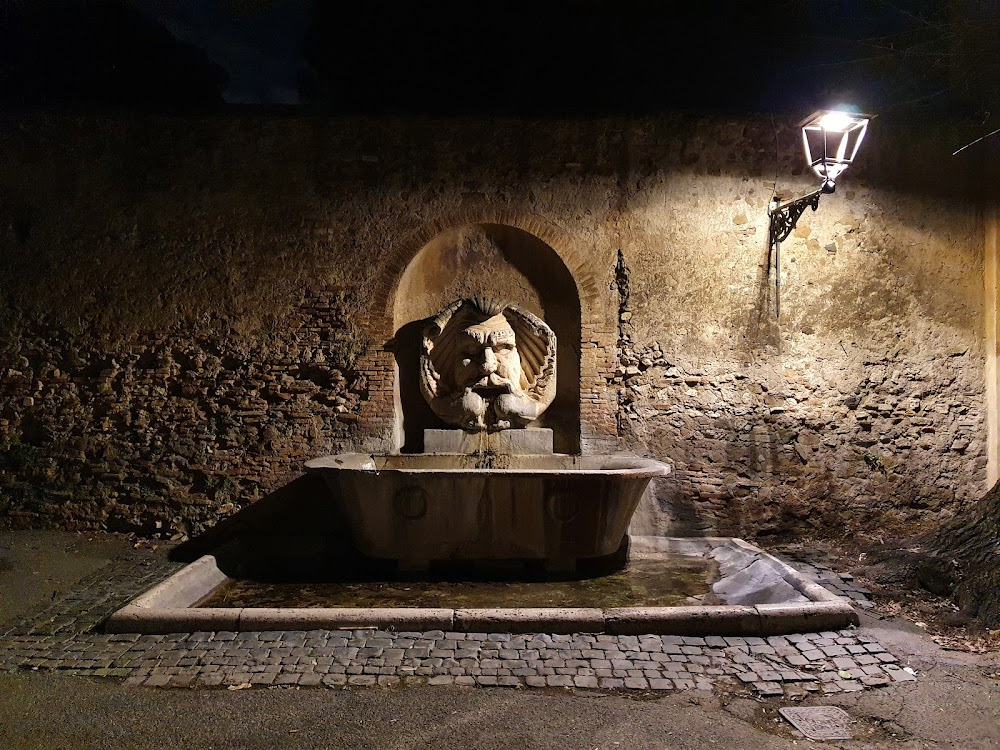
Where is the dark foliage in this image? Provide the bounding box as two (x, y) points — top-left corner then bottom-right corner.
(0, 0), (228, 111)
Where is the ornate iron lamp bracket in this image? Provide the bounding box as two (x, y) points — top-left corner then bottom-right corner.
(767, 188), (825, 319)
(768, 189), (822, 245)
(764, 109), (870, 319)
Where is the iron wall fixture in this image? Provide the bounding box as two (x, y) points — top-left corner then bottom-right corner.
(768, 110), (870, 318)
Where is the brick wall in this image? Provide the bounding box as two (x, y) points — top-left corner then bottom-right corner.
(0, 113), (986, 540)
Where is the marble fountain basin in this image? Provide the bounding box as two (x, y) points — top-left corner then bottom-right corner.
(303, 452), (671, 565)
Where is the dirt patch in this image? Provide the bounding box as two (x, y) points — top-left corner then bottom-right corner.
(863, 586), (1000, 654)
(772, 535), (1000, 654)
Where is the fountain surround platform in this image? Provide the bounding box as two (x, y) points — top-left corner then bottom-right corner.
(103, 537), (859, 636)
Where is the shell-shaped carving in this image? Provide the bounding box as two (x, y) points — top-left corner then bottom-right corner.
(505, 307), (556, 398)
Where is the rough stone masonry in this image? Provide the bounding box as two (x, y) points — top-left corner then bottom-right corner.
(0, 113), (987, 542)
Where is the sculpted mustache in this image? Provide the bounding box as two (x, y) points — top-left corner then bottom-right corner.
(470, 374), (513, 389)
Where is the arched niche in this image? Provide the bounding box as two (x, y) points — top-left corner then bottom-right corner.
(392, 223), (582, 454)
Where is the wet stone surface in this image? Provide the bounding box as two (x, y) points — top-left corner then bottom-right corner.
(0, 547), (915, 696)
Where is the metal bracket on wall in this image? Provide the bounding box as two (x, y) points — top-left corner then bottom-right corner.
(767, 188), (824, 319)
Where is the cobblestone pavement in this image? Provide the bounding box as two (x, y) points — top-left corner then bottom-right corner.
(780, 549), (876, 610)
(0, 547), (918, 696)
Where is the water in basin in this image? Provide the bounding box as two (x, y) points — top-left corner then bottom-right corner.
(197, 555), (718, 609)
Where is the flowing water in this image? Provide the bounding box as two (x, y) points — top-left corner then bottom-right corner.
(198, 555), (717, 609)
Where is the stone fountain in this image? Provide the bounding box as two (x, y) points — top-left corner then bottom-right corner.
(103, 277), (858, 636)
(306, 297), (671, 572)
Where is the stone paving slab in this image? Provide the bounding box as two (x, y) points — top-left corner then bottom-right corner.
(778, 548), (877, 610)
(0, 546), (916, 698)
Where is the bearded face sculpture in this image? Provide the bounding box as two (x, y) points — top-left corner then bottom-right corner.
(419, 298), (557, 431)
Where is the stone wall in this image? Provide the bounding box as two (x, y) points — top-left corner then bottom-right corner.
(0, 113), (987, 541)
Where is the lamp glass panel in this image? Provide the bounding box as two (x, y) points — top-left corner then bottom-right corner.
(800, 110), (869, 182)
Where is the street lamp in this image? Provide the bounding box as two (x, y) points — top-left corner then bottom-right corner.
(768, 109), (871, 317)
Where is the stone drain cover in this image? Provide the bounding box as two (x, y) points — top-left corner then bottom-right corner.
(778, 706), (852, 740)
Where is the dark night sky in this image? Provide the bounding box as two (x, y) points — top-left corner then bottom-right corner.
(132, 0), (894, 113)
(132, 0), (309, 105)
(1, 0), (997, 123)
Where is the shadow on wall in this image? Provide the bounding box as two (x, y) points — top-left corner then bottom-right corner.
(628, 477), (707, 539)
(742, 230), (782, 352)
(390, 317), (443, 453)
(616, 412), (714, 539)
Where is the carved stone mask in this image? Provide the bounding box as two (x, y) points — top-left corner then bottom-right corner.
(420, 298), (557, 431)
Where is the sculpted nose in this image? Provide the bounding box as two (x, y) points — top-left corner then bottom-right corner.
(481, 347), (498, 373)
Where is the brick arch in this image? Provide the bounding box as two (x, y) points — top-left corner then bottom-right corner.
(353, 211), (618, 454)
(368, 210), (606, 339)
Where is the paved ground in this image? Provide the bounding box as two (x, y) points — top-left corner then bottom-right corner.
(0, 529), (998, 748)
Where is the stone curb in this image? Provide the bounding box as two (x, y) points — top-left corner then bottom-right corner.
(103, 538), (859, 635)
(238, 607), (454, 632)
(605, 605), (764, 636)
(104, 606), (242, 634)
(128, 554), (228, 609)
(454, 607), (604, 633)
(106, 601), (856, 636)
